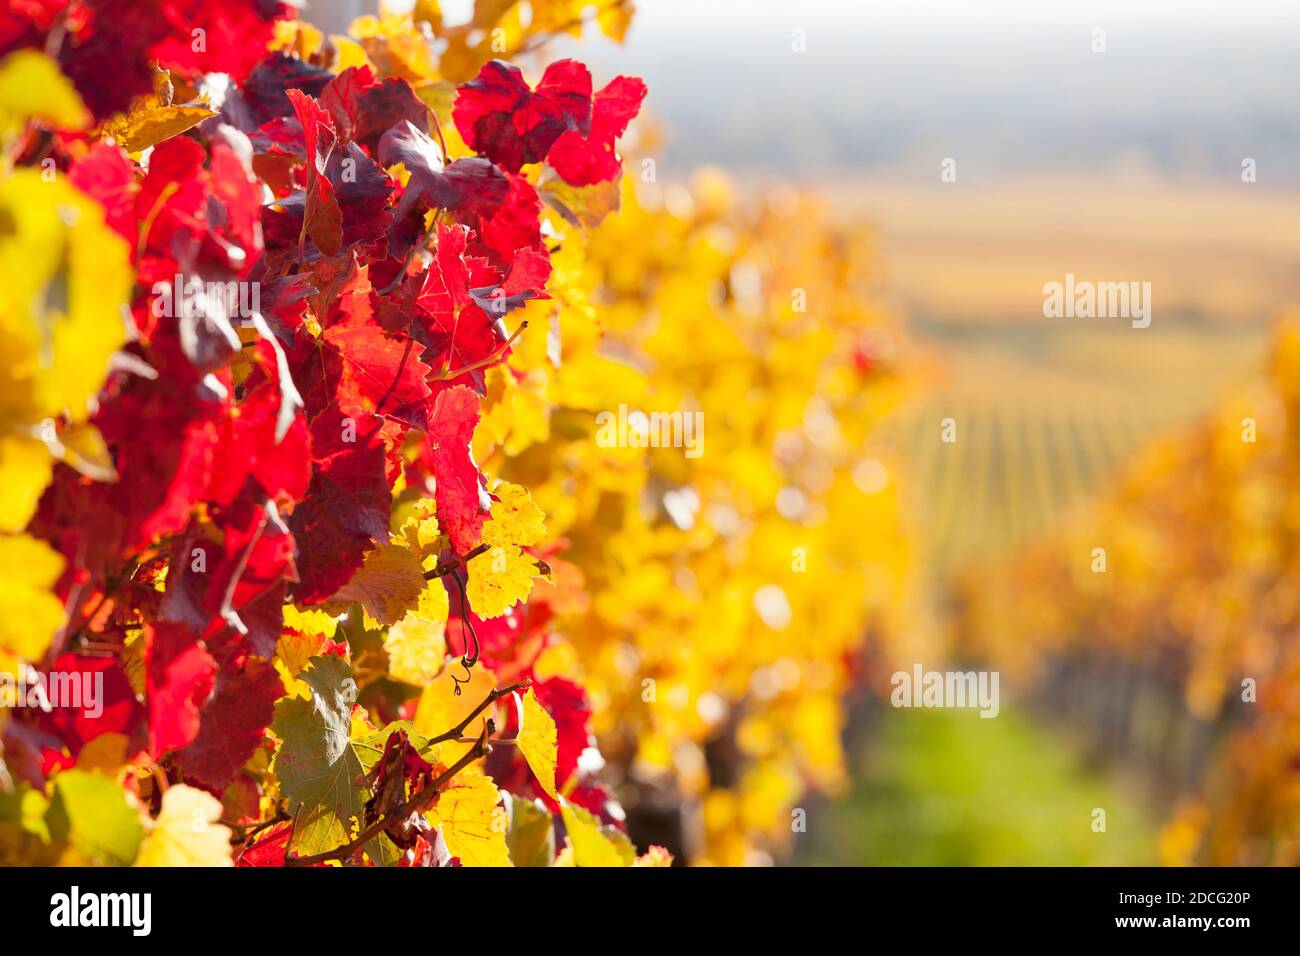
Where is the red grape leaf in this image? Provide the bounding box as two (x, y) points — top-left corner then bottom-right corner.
(426, 385), (484, 555)
(322, 318), (434, 429)
(288, 407), (394, 604)
(69, 143), (138, 243)
(174, 655), (284, 791)
(285, 89), (343, 256)
(145, 621), (217, 758)
(548, 75), (646, 186)
(236, 821), (294, 866)
(322, 65), (429, 153)
(38, 655), (144, 759)
(452, 58), (591, 173)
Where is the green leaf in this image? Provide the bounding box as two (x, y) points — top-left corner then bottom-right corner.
(506, 792), (555, 867)
(365, 832), (404, 867)
(271, 655), (368, 856)
(45, 770), (142, 865)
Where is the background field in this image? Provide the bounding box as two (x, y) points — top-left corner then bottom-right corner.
(848, 176), (1298, 573)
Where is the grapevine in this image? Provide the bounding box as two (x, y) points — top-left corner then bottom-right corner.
(0, 2), (909, 868)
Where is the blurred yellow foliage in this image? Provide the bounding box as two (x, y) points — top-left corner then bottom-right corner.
(0, 52), (131, 670)
(961, 312), (1300, 865)
(472, 168), (914, 862)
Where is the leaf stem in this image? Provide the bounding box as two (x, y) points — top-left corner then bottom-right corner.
(423, 542), (491, 580)
(434, 321), (527, 382)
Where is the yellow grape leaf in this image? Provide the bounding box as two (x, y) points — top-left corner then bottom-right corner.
(481, 483), (546, 548)
(633, 845), (674, 867)
(0, 170), (132, 431)
(271, 19), (325, 59)
(466, 483), (548, 618)
(476, 364), (550, 460)
(330, 35), (372, 71)
(96, 68), (213, 153)
(0, 49), (89, 141)
(325, 541), (426, 626)
(52, 422), (116, 482)
(119, 629), (145, 698)
(393, 498), (443, 553)
(136, 785), (233, 867)
(106, 104), (214, 152)
(0, 437), (53, 533)
(516, 688), (558, 800)
(529, 0), (593, 36)
(427, 770), (511, 867)
(282, 605), (339, 640)
(0, 534), (66, 662)
(559, 800), (635, 867)
(350, 13), (438, 82)
(383, 613), (446, 685)
(100, 103), (215, 152)
(414, 574), (450, 621)
(274, 627), (331, 700)
(598, 0), (635, 42)
(466, 544), (537, 618)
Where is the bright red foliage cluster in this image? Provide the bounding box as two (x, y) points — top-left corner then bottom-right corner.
(1, 0), (294, 118)
(1, 2), (645, 862)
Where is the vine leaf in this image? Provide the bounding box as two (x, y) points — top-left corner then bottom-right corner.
(506, 794), (555, 867)
(136, 785), (232, 867)
(271, 655), (368, 856)
(426, 770), (510, 867)
(516, 687), (559, 801)
(559, 799), (635, 867)
(324, 540), (428, 627)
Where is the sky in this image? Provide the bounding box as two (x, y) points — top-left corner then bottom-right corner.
(307, 1), (1300, 182)
(569, 0), (1300, 181)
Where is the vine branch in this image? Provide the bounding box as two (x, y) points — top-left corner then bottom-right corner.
(423, 678), (531, 747)
(285, 719), (496, 867)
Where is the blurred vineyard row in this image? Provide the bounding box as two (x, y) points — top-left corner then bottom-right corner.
(957, 315), (1300, 865)
(888, 319), (1268, 575)
(895, 399), (1167, 573)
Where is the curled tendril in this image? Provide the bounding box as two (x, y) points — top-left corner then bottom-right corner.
(449, 569), (480, 696)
